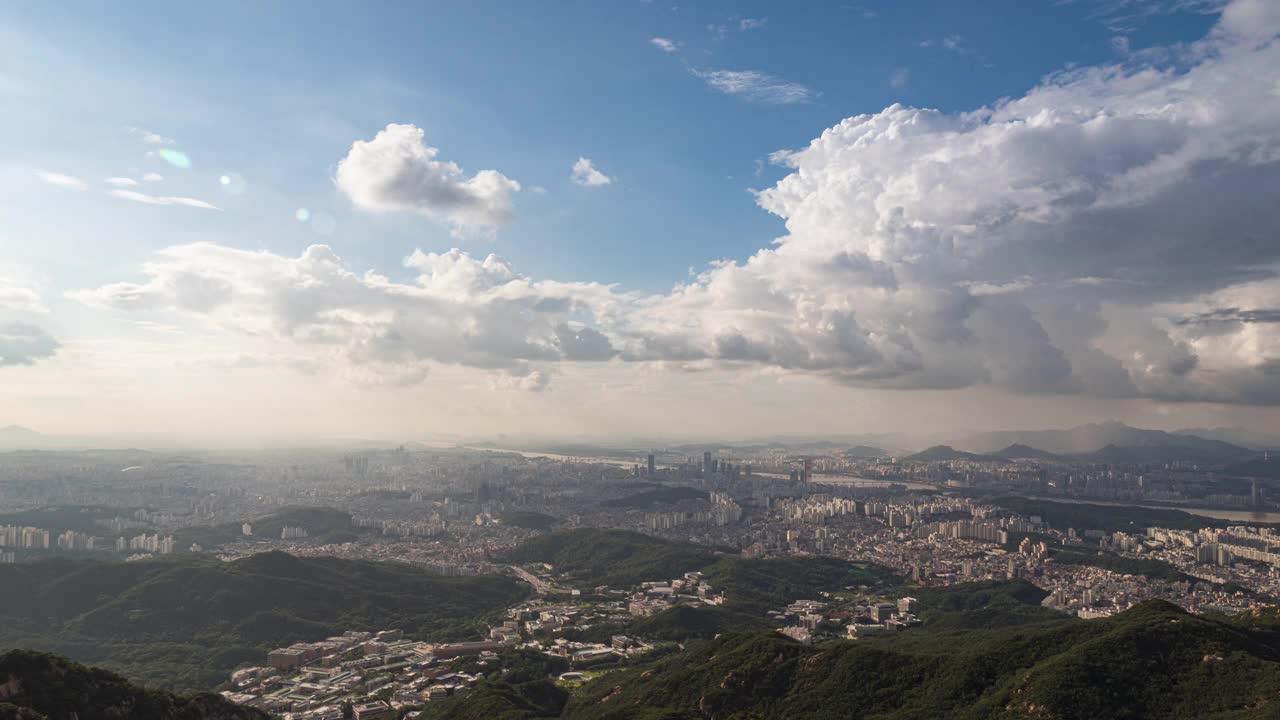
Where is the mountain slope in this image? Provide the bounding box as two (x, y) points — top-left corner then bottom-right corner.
(502, 529), (722, 588)
(0, 553), (528, 690)
(1076, 442), (1251, 465)
(561, 600), (1280, 720)
(0, 649), (267, 720)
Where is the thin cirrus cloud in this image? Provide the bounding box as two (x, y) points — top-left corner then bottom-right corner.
(650, 37), (678, 52)
(35, 171), (87, 191)
(691, 69), (816, 105)
(570, 157), (612, 187)
(889, 67), (910, 88)
(108, 189), (220, 210)
(72, 0), (1280, 404)
(127, 126), (175, 145)
(108, 174), (164, 186)
(334, 123), (520, 237)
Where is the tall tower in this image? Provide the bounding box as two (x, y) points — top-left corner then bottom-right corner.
(647, 453), (656, 477)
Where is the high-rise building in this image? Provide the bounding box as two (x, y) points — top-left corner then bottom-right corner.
(703, 451), (712, 476)
(647, 453), (656, 477)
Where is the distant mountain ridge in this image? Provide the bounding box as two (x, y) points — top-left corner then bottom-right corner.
(991, 443), (1065, 461)
(957, 421), (1253, 462)
(904, 445), (995, 462)
(1175, 426), (1280, 450)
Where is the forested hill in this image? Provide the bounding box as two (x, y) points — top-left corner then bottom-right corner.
(501, 528), (725, 588)
(410, 595), (1280, 720)
(559, 600), (1280, 720)
(0, 553), (528, 690)
(0, 649), (268, 720)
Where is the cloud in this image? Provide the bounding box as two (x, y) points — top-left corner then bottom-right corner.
(72, 0), (1280, 405)
(888, 67), (910, 88)
(0, 282), (45, 313)
(142, 172), (164, 182)
(1077, 0), (1228, 33)
(106, 177), (139, 187)
(127, 126), (175, 145)
(489, 365), (552, 392)
(109, 189), (220, 210)
(36, 171), (87, 191)
(739, 17), (767, 30)
(650, 37), (678, 52)
(334, 123), (520, 236)
(692, 69), (816, 105)
(69, 243), (619, 388)
(571, 157), (612, 187)
(0, 322), (59, 367)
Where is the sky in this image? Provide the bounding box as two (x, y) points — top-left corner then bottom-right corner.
(2, 0), (1279, 445)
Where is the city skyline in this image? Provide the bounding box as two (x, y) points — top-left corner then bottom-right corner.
(3, 0), (1280, 442)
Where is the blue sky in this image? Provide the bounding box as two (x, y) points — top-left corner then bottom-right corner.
(4, 0), (1278, 443)
(1, 0), (1216, 289)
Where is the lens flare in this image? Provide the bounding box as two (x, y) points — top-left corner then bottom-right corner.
(157, 148), (191, 169)
(219, 173), (246, 195)
(295, 208), (311, 222)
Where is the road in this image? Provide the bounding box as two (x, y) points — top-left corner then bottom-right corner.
(509, 564), (552, 595)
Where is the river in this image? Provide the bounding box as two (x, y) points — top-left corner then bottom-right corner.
(1015, 495), (1280, 524)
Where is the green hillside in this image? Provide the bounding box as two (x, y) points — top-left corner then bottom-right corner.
(501, 529), (723, 588)
(561, 600), (1280, 719)
(703, 556), (896, 617)
(0, 649), (268, 720)
(0, 553), (528, 690)
(500, 511), (562, 531)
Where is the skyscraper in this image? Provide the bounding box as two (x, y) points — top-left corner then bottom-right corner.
(647, 453), (656, 477)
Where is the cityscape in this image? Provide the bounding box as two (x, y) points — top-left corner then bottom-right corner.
(3, 429), (1280, 715)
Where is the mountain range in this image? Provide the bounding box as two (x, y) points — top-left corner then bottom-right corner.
(953, 421), (1256, 463)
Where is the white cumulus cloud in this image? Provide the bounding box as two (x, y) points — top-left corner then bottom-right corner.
(334, 123), (520, 237)
(71, 0), (1280, 405)
(571, 157), (613, 187)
